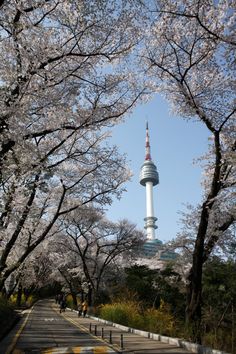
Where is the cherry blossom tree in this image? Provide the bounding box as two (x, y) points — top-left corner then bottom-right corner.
(0, 130), (132, 290)
(168, 205), (236, 263)
(0, 0), (146, 291)
(141, 0), (236, 342)
(54, 207), (144, 305)
(15, 248), (54, 304)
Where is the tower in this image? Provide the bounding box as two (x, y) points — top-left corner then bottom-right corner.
(139, 122), (159, 240)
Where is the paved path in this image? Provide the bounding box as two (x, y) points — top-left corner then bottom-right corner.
(61, 306), (190, 354)
(0, 300), (116, 353)
(0, 299), (191, 353)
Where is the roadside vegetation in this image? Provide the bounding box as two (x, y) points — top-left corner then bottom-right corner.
(0, 291), (38, 340)
(63, 260), (236, 353)
(96, 260), (236, 352)
(0, 296), (18, 340)
(99, 300), (178, 337)
(0, 257), (235, 352)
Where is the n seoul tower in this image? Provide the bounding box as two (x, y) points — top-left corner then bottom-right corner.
(140, 123), (159, 240)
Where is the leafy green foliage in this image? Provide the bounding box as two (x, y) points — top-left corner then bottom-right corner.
(202, 258), (236, 351)
(124, 265), (185, 317)
(124, 265), (158, 306)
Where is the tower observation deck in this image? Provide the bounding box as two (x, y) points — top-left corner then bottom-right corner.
(139, 123), (159, 240)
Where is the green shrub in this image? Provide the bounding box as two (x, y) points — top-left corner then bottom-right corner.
(144, 300), (176, 336)
(203, 328), (235, 353)
(99, 299), (178, 335)
(9, 293), (17, 305)
(9, 293), (37, 307)
(65, 294), (81, 309)
(65, 294), (73, 309)
(25, 294), (36, 307)
(99, 301), (144, 328)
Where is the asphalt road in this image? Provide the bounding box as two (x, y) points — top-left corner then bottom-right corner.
(0, 299), (191, 354)
(0, 299), (117, 353)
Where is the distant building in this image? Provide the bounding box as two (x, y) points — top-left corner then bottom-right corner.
(139, 123), (177, 262)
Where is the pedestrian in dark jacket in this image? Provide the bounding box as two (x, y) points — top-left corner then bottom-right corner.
(60, 296), (66, 313)
(77, 303), (82, 317)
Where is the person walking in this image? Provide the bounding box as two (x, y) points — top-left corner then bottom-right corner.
(82, 301), (88, 317)
(77, 302), (82, 317)
(60, 295), (67, 313)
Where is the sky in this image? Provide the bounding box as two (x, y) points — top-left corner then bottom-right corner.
(106, 94), (210, 243)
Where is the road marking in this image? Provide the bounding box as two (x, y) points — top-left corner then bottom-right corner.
(42, 346), (117, 353)
(6, 306), (34, 354)
(93, 347), (114, 353)
(67, 317), (120, 352)
(51, 305), (118, 352)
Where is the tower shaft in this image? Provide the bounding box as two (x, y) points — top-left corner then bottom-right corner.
(146, 181), (155, 217)
(145, 181), (157, 240)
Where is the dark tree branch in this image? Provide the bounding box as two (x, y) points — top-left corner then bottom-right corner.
(159, 10), (236, 46)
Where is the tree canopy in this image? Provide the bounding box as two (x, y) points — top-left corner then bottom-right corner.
(0, 0), (145, 291)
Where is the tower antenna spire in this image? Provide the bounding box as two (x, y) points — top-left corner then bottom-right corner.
(145, 121), (151, 161)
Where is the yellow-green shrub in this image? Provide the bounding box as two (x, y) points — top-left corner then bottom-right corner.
(9, 294), (17, 305)
(25, 295), (35, 307)
(99, 301), (144, 328)
(9, 294), (36, 307)
(66, 294), (73, 308)
(65, 294), (81, 309)
(99, 299), (177, 336)
(144, 300), (176, 336)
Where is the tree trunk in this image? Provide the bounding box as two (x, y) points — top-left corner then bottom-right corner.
(0, 285), (7, 298)
(88, 285), (92, 307)
(186, 267), (202, 343)
(16, 283), (23, 307)
(185, 205), (208, 344)
(185, 131), (225, 343)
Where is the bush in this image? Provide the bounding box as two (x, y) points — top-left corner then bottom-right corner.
(144, 300), (176, 336)
(203, 328), (235, 353)
(9, 293), (37, 308)
(99, 301), (144, 328)
(0, 295), (19, 339)
(25, 295), (36, 307)
(99, 299), (178, 335)
(65, 294), (73, 308)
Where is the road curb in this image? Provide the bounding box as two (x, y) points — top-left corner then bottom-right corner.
(70, 310), (229, 354)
